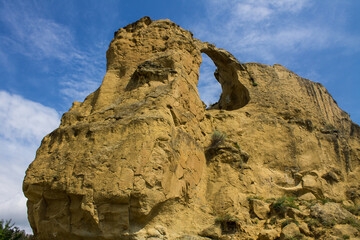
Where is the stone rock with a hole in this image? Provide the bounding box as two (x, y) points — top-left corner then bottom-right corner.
(22, 16), (360, 240)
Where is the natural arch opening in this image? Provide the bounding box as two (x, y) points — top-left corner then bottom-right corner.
(197, 53), (222, 109)
(198, 46), (250, 111)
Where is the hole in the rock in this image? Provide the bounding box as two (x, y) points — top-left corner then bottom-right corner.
(197, 53), (221, 109)
(220, 221), (239, 234)
(198, 50), (250, 111)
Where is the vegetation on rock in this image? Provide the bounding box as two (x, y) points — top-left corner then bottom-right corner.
(272, 196), (299, 216)
(209, 130), (226, 149)
(0, 219), (33, 240)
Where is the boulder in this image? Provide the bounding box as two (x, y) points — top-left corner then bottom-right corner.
(299, 192), (317, 201)
(310, 202), (354, 224)
(258, 229), (281, 240)
(331, 224), (359, 238)
(298, 221), (311, 236)
(280, 223), (300, 239)
(250, 199), (271, 219)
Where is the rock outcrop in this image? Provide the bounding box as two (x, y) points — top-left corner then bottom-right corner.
(23, 17), (360, 239)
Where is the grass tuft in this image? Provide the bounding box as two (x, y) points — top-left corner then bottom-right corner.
(272, 196), (298, 216)
(209, 130), (226, 148)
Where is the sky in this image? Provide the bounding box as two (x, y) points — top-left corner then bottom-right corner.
(0, 0), (359, 233)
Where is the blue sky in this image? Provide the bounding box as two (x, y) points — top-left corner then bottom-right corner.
(0, 0), (359, 233)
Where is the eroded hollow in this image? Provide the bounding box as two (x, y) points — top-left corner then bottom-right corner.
(199, 47), (250, 111)
(197, 54), (222, 108)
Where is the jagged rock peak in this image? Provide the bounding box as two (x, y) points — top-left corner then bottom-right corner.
(24, 17), (360, 240)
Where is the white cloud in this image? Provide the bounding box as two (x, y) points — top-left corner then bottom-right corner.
(59, 42), (106, 102)
(0, 1), (106, 104)
(193, 0), (358, 64)
(232, 3), (272, 23)
(0, 91), (60, 233)
(0, 92), (60, 142)
(0, 1), (74, 61)
(209, 0), (310, 30)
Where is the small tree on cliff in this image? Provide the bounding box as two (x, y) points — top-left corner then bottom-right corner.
(0, 219), (33, 240)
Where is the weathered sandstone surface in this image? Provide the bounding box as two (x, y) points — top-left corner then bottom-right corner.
(24, 17), (360, 239)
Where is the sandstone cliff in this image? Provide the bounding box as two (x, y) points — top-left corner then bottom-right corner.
(23, 17), (360, 240)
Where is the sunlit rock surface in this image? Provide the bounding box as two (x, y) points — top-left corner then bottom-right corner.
(24, 17), (360, 240)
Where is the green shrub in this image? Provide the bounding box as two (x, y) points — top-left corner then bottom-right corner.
(209, 131), (226, 148)
(272, 196), (298, 216)
(321, 218), (336, 228)
(319, 198), (335, 205)
(0, 219), (33, 240)
(342, 235), (350, 240)
(299, 199), (317, 207)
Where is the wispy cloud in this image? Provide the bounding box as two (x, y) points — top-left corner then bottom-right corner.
(0, 91), (60, 233)
(192, 0), (359, 63)
(0, 0), (106, 103)
(58, 47), (106, 102)
(0, 1), (74, 61)
(226, 0), (310, 24)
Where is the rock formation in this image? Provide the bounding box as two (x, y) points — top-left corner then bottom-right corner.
(23, 17), (360, 239)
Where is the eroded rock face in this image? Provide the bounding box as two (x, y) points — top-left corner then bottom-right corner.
(23, 17), (360, 239)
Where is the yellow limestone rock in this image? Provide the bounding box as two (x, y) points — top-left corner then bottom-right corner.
(23, 17), (360, 239)
(250, 199), (270, 220)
